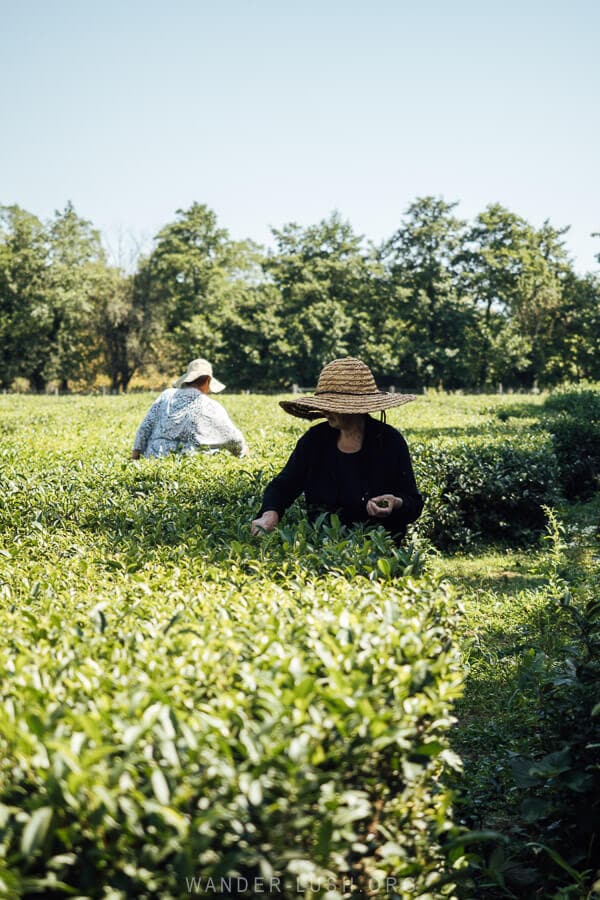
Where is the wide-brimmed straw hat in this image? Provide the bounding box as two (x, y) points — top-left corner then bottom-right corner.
(173, 358), (225, 392)
(279, 357), (416, 420)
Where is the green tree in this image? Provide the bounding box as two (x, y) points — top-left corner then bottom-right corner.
(264, 212), (386, 386)
(45, 202), (106, 389)
(381, 197), (477, 389)
(0, 205), (50, 390)
(90, 264), (153, 392)
(545, 272), (600, 382)
(215, 282), (292, 390)
(140, 203), (260, 371)
(457, 205), (571, 388)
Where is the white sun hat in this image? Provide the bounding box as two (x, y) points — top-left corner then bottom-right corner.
(173, 358), (226, 393)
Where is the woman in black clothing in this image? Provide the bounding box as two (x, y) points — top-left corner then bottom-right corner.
(251, 358), (423, 542)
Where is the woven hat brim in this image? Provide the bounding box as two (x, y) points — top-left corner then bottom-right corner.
(173, 375), (225, 392)
(279, 391), (417, 420)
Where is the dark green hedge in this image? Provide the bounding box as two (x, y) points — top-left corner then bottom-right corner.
(414, 434), (560, 550)
(542, 388), (600, 499)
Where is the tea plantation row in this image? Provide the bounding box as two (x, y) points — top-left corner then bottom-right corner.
(0, 449), (463, 898)
(0, 389), (597, 898)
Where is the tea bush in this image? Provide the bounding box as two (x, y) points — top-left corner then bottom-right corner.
(413, 434), (560, 551)
(505, 595), (600, 892)
(542, 387), (600, 498)
(0, 390), (592, 898)
(0, 562), (463, 898)
(461, 512), (600, 896)
(546, 413), (600, 498)
(542, 384), (600, 419)
(506, 511), (600, 889)
(494, 386), (600, 499)
(0, 395), (471, 898)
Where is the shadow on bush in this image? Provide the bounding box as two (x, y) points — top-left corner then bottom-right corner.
(446, 512), (600, 898)
(541, 387), (600, 499)
(494, 386), (600, 501)
(414, 436), (560, 552)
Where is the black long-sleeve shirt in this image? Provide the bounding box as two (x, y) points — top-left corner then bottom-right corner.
(259, 415), (424, 539)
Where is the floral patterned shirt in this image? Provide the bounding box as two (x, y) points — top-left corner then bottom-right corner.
(133, 388), (247, 458)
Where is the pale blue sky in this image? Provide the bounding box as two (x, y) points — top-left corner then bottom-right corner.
(1, 0), (598, 271)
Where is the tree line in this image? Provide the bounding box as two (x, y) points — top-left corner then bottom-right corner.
(1, 198), (599, 393)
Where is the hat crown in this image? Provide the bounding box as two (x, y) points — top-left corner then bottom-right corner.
(174, 357), (225, 391)
(315, 358), (379, 396)
(187, 358), (212, 376)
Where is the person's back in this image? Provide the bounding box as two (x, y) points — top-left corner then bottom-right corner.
(131, 359), (248, 460)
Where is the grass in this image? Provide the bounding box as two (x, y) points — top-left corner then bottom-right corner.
(433, 496), (600, 897)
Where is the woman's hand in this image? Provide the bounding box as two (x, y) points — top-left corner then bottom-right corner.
(250, 510), (280, 535)
(366, 494), (402, 518)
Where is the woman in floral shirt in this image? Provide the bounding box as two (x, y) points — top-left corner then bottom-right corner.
(131, 359), (248, 459)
